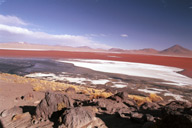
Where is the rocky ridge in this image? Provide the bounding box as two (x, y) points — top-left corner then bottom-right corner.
(0, 90), (191, 128)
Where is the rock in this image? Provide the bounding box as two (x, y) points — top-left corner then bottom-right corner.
(61, 106), (101, 128)
(140, 102), (161, 117)
(65, 87), (76, 93)
(109, 91), (138, 110)
(143, 114), (154, 122)
(115, 92), (129, 100)
(123, 99), (138, 108)
(108, 91), (128, 102)
(155, 101), (192, 128)
(93, 98), (129, 114)
(163, 101), (191, 114)
(108, 94), (122, 103)
(140, 102), (160, 111)
(0, 106), (23, 118)
(118, 108), (132, 119)
(35, 92), (74, 120)
(83, 117), (107, 128)
(29, 121), (54, 128)
(131, 112), (144, 123)
(0, 112), (32, 128)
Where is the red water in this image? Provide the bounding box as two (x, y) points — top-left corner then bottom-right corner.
(0, 50), (192, 77)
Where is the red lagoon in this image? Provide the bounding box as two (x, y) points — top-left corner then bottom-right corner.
(0, 49), (192, 77)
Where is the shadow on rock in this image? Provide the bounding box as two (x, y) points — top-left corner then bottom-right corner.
(0, 120), (4, 128)
(96, 113), (143, 128)
(20, 106), (36, 116)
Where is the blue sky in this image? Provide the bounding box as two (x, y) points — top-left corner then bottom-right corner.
(0, 0), (192, 50)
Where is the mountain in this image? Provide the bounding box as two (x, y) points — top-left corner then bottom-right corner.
(108, 48), (159, 54)
(0, 42), (101, 52)
(139, 48), (159, 53)
(160, 45), (192, 56)
(129, 48), (159, 54)
(0, 42), (191, 57)
(108, 48), (126, 52)
(77, 46), (93, 49)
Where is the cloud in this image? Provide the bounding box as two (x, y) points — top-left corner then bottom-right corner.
(120, 34), (128, 37)
(85, 34), (107, 37)
(0, 14), (28, 26)
(0, 24), (111, 49)
(0, 14), (111, 49)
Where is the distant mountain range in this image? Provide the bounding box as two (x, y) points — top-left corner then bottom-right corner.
(0, 42), (105, 52)
(108, 44), (192, 57)
(0, 42), (191, 57)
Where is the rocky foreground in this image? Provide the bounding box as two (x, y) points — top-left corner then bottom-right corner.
(0, 89), (192, 128)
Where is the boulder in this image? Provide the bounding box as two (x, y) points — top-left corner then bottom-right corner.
(35, 92), (74, 120)
(108, 91), (128, 102)
(114, 91), (129, 100)
(93, 98), (129, 114)
(61, 106), (103, 128)
(109, 92), (138, 109)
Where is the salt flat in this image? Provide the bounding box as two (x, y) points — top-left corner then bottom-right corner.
(58, 59), (192, 86)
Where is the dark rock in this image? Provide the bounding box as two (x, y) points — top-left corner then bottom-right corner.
(108, 91), (128, 102)
(140, 102), (160, 111)
(109, 92), (138, 109)
(155, 101), (192, 128)
(61, 106), (102, 128)
(140, 102), (161, 117)
(35, 92), (74, 120)
(123, 99), (138, 109)
(93, 98), (129, 114)
(108, 94), (122, 103)
(115, 91), (128, 100)
(163, 101), (191, 115)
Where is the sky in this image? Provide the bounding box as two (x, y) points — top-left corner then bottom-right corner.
(0, 0), (192, 50)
